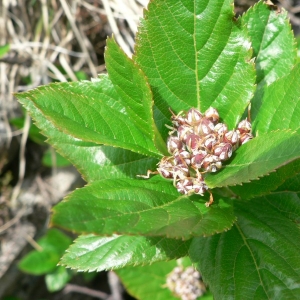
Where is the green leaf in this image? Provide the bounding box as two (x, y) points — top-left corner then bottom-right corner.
(105, 37), (166, 154)
(0, 44), (10, 58)
(15, 77), (162, 158)
(42, 148), (72, 167)
(51, 178), (235, 240)
(275, 172), (300, 193)
(241, 1), (297, 121)
(242, 1), (296, 87)
(260, 192), (300, 224)
(45, 266), (72, 292)
(60, 234), (191, 272)
(253, 64), (300, 134)
(134, 0), (255, 129)
(116, 257), (214, 300)
(205, 130), (300, 188)
(117, 260), (179, 300)
(189, 194), (300, 299)
(15, 95), (158, 182)
(230, 159), (300, 199)
(18, 229), (72, 275)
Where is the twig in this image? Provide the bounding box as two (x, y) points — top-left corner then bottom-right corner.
(10, 113), (30, 207)
(0, 207), (25, 234)
(102, 0), (132, 56)
(63, 283), (110, 299)
(108, 271), (123, 300)
(59, 0), (98, 77)
(25, 234), (43, 251)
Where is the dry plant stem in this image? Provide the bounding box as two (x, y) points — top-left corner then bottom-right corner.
(0, 207), (26, 234)
(59, 0), (98, 77)
(25, 234), (43, 251)
(108, 271), (124, 300)
(102, 0), (132, 56)
(63, 283), (110, 300)
(205, 191), (214, 207)
(10, 113), (30, 207)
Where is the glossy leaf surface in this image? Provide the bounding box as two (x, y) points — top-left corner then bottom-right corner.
(242, 1), (296, 87)
(242, 1), (297, 120)
(230, 159), (300, 199)
(134, 0), (255, 129)
(18, 229), (71, 275)
(190, 194), (300, 299)
(16, 81), (158, 182)
(116, 257), (213, 300)
(253, 64), (300, 134)
(45, 266), (72, 292)
(51, 178), (235, 240)
(60, 235), (191, 272)
(205, 130), (300, 188)
(16, 76), (161, 158)
(105, 37), (166, 153)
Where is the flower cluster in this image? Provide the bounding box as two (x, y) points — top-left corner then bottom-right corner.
(157, 107), (253, 205)
(166, 266), (206, 300)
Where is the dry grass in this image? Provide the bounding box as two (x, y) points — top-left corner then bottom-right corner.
(0, 0), (148, 206)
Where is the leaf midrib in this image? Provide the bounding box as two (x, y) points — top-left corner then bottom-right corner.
(234, 222), (269, 299)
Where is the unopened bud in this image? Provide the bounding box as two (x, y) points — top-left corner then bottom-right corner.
(192, 177), (208, 196)
(240, 132), (253, 144)
(214, 123), (228, 136)
(213, 143), (232, 161)
(191, 150), (207, 168)
(177, 125), (194, 142)
(197, 117), (215, 135)
(204, 107), (219, 124)
(202, 134), (218, 151)
(170, 110), (186, 128)
(185, 134), (202, 151)
(237, 119), (252, 134)
(174, 150), (191, 166)
(157, 156), (175, 179)
(167, 136), (183, 154)
(176, 177), (194, 194)
(186, 108), (203, 126)
(224, 130), (239, 147)
(201, 155), (222, 172)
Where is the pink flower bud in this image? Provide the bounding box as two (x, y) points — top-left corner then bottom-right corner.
(201, 155), (222, 172)
(202, 134), (218, 151)
(170, 110), (186, 128)
(177, 125), (193, 142)
(176, 178), (194, 194)
(197, 117), (215, 135)
(185, 134), (202, 151)
(213, 143), (232, 161)
(192, 177), (208, 196)
(174, 150), (191, 166)
(176, 177), (208, 195)
(237, 119), (252, 134)
(240, 132), (253, 145)
(191, 150), (207, 168)
(186, 108), (203, 126)
(204, 107), (219, 124)
(224, 130), (239, 147)
(214, 123), (228, 136)
(157, 157), (175, 179)
(167, 136), (183, 154)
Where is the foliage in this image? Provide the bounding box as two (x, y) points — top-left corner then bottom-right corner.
(18, 229), (72, 292)
(15, 0), (300, 299)
(10, 116), (71, 167)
